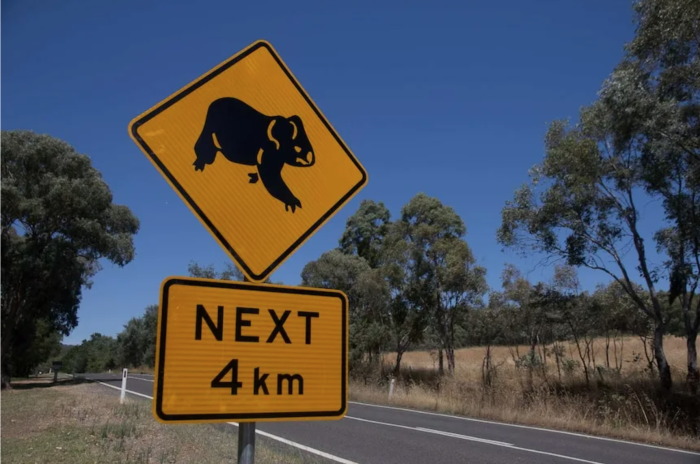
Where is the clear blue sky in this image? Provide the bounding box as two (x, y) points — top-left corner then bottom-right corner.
(4, 1), (662, 345)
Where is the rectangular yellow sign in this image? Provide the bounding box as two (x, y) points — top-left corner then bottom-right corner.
(153, 277), (348, 423)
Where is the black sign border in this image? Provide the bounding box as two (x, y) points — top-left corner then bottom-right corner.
(155, 277), (347, 422)
(130, 40), (368, 282)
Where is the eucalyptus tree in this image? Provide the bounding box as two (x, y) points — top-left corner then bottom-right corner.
(1, 130), (139, 387)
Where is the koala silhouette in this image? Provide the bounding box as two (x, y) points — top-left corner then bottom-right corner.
(193, 97), (315, 213)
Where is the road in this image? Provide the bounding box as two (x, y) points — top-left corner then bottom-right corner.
(77, 372), (700, 464)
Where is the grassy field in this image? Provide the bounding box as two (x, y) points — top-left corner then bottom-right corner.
(350, 336), (700, 452)
(384, 336), (688, 375)
(1, 378), (323, 464)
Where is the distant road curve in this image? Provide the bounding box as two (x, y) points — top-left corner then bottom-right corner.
(77, 373), (700, 464)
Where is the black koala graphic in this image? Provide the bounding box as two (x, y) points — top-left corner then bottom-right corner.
(193, 97), (315, 213)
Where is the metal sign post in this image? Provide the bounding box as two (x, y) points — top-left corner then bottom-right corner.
(238, 275), (256, 464)
(237, 422), (256, 464)
(51, 361), (62, 383)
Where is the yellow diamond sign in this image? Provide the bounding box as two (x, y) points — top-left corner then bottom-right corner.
(128, 40), (368, 282)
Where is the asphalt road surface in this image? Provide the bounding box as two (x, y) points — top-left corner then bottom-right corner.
(76, 372), (700, 464)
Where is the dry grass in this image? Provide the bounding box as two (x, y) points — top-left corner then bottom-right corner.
(350, 336), (700, 452)
(1, 378), (324, 463)
(384, 336), (688, 376)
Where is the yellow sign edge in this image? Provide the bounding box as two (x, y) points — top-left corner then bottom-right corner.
(128, 40), (369, 283)
(152, 275), (349, 424)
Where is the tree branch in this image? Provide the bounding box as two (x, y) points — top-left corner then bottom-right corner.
(584, 262), (654, 319)
(625, 184), (662, 319)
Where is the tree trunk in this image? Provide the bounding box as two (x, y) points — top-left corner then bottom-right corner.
(446, 346), (455, 374)
(536, 338), (548, 384)
(438, 348), (444, 375)
(1, 328), (12, 389)
(640, 334), (655, 373)
(1, 359), (11, 390)
(687, 332), (699, 395)
(375, 348), (383, 368)
(572, 334), (590, 388)
(682, 293), (699, 394)
(447, 320), (457, 375)
(527, 338), (536, 391)
(394, 350), (403, 376)
(482, 345), (493, 388)
(653, 322), (672, 390)
(618, 336), (624, 373)
(589, 338), (596, 368)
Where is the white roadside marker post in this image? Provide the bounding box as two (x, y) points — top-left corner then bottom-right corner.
(120, 368), (128, 404)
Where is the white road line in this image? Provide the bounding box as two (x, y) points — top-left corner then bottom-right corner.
(228, 422), (357, 464)
(88, 378), (356, 464)
(346, 416), (604, 464)
(498, 444), (606, 464)
(350, 401), (700, 456)
(129, 376), (154, 383)
(93, 380), (154, 400)
(414, 427), (512, 446)
(347, 416), (510, 446)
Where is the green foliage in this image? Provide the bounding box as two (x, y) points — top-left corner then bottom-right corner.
(187, 260), (276, 283)
(9, 318), (62, 377)
(515, 351), (543, 369)
(61, 333), (119, 373)
(307, 193), (486, 376)
(628, 0), (700, 174)
(562, 358), (580, 375)
(339, 199), (391, 269)
(592, 280), (650, 335)
(61, 304), (159, 372)
(497, 109), (646, 284)
(387, 193), (487, 373)
(464, 301), (508, 347)
(187, 261), (242, 280)
(117, 305), (158, 368)
(1, 130), (139, 384)
(301, 249), (371, 298)
(301, 250), (389, 371)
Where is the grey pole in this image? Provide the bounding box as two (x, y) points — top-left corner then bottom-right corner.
(237, 422), (256, 464)
(238, 275), (256, 464)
